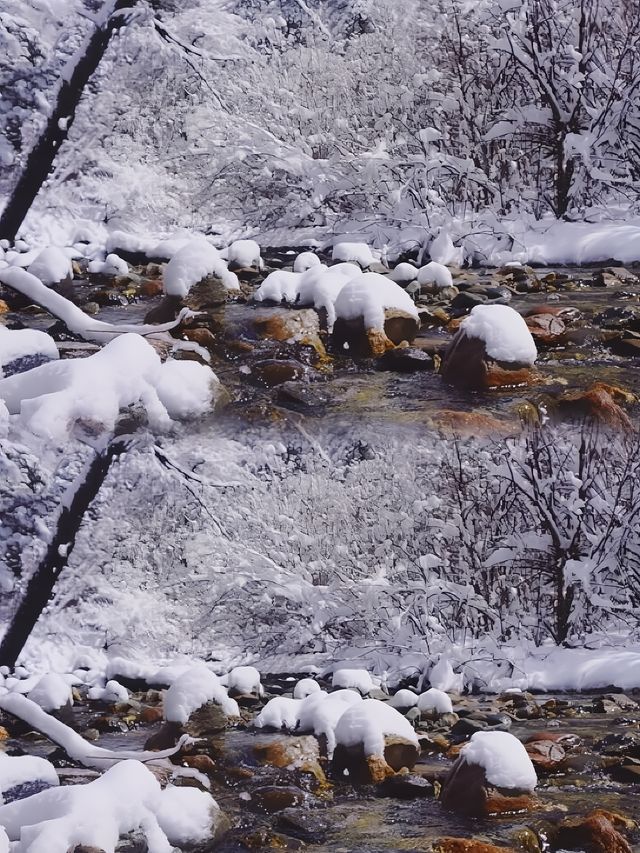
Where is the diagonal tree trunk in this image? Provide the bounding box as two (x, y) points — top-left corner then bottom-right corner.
(0, 1), (137, 243)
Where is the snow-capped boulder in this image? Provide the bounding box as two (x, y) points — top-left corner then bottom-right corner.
(332, 698), (421, 784)
(163, 239), (239, 298)
(417, 688), (453, 716)
(0, 753), (59, 805)
(226, 239), (263, 270)
(27, 673), (73, 712)
(87, 680), (129, 704)
(296, 689), (363, 758)
(441, 731), (538, 816)
(224, 665), (263, 697)
(293, 678), (322, 699)
(389, 262), (418, 285)
(332, 273), (420, 357)
(0, 326), (58, 378)
(27, 247), (73, 286)
(331, 669), (375, 694)
(388, 689), (419, 712)
(441, 304), (538, 390)
(88, 253), (129, 277)
(254, 696), (301, 731)
(417, 261), (453, 290)
(332, 242), (376, 267)
(294, 251), (322, 273)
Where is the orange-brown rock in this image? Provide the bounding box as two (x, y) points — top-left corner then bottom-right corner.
(251, 308), (326, 357)
(555, 382), (635, 430)
(433, 839), (516, 853)
(181, 754), (217, 773)
(253, 735), (326, 784)
(525, 313), (567, 346)
(0, 299), (9, 314)
(524, 739), (566, 773)
(332, 310), (420, 358)
(181, 327), (217, 350)
(429, 410), (520, 438)
(332, 736), (419, 784)
(441, 333), (537, 390)
(138, 706), (163, 725)
(139, 278), (164, 298)
(553, 809), (635, 853)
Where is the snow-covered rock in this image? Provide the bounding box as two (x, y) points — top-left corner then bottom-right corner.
(417, 261), (453, 289)
(461, 731), (537, 791)
(0, 753), (59, 804)
(224, 665), (263, 696)
(417, 688), (453, 715)
(26, 247), (73, 286)
(293, 678), (322, 699)
(387, 689), (419, 711)
(333, 273), (419, 333)
(332, 242), (377, 267)
(87, 679), (129, 704)
(163, 240), (239, 297)
(226, 239), (262, 269)
(27, 673), (72, 712)
(254, 696), (301, 730)
(293, 251), (322, 273)
(389, 262), (418, 284)
(88, 253), (129, 277)
(0, 326), (58, 377)
(332, 669), (375, 694)
(296, 689), (362, 758)
(163, 665), (239, 724)
(462, 305), (537, 365)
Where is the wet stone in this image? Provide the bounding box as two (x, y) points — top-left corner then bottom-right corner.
(249, 784), (306, 814)
(275, 807), (331, 843)
(376, 772), (434, 799)
(375, 346), (434, 372)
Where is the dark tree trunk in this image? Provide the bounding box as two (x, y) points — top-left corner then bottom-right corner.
(0, 439), (127, 669)
(0, 0), (137, 243)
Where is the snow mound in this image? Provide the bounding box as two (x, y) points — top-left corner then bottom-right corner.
(334, 698), (419, 758)
(461, 731), (537, 791)
(163, 240), (239, 297)
(461, 305), (537, 365)
(0, 334), (218, 441)
(332, 669), (375, 694)
(0, 753), (59, 803)
(223, 666), (263, 696)
(293, 252), (322, 273)
(154, 359), (218, 420)
(417, 261), (453, 289)
(87, 680), (129, 704)
(429, 231), (464, 266)
(296, 689), (362, 758)
(106, 230), (155, 257)
(334, 272), (419, 331)
(254, 696), (301, 730)
(163, 665), (239, 724)
(388, 689), (418, 710)
(226, 239), (262, 269)
(296, 263), (362, 330)
(253, 269), (301, 304)
(88, 253), (129, 276)
(293, 678), (322, 699)
(332, 242), (376, 267)
(0, 326), (58, 377)
(0, 759), (220, 852)
(27, 674), (72, 712)
(389, 263), (418, 284)
(26, 247), (72, 286)
(429, 657), (464, 693)
(417, 688), (453, 714)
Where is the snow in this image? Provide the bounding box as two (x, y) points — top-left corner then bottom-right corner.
(163, 665), (239, 724)
(332, 669), (375, 694)
(163, 240), (239, 297)
(293, 677), (322, 699)
(334, 698), (419, 758)
(105, 231), (155, 257)
(296, 689), (363, 758)
(332, 242), (377, 267)
(388, 689), (418, 710)
(293, 251), (322, 273)
(0, 759), (219, 853)
(428, 230), (464, 266)
(27, 673), (72, 712)
(154, 359), (218, 420)
(223, 665), (262, 696)
(87, 680), (129, 703)
(253, 269), (302, 304)
(460, 305), (537, 365)
(0, 334), (218, 441)
(25, 248), (73, 286)
(389, 262), (418, 284)
(428, 657), (464, 693)
(254, 696), (301, 730)
(334, 272), (419, 331)
(417, 261), (453, 289)
(0, 753), (59, 803)
(155, 785), (220, 846)
(226, 239), (262, 269)
(88, 253), (129, 276)
(0, 326), (58, 376)
(417, 688), (453, 714)
(460, 731), (537, 791)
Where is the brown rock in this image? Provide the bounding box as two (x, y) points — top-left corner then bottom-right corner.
(525, 314), (567, 346)
(253, 735), (326, 784)
(594, 267), (639, 287)
(138, 278), (164, 298)
(429, 410), (519, 438)
(441, 332), (537, 390)
(554, 809), (635, 853)
(555, 382), (635, 430)
(433, 839), (515, 853)
(248, 359), (307, 387)
(181, 327), (217, 350)
(0, 300), (9, 314)
(138, 706), (163, 725)
(250, 785), (305, 813)
(332, 736), (419, 784)
(183, 276), (229, 311)
(144, 295), (182, 324)
(332, 310), (419, 358)
(524, 740), (566, 772)
(440, 756), (537, 817)
(181, 754), (217, 773)
(251, 308), (326, 357)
